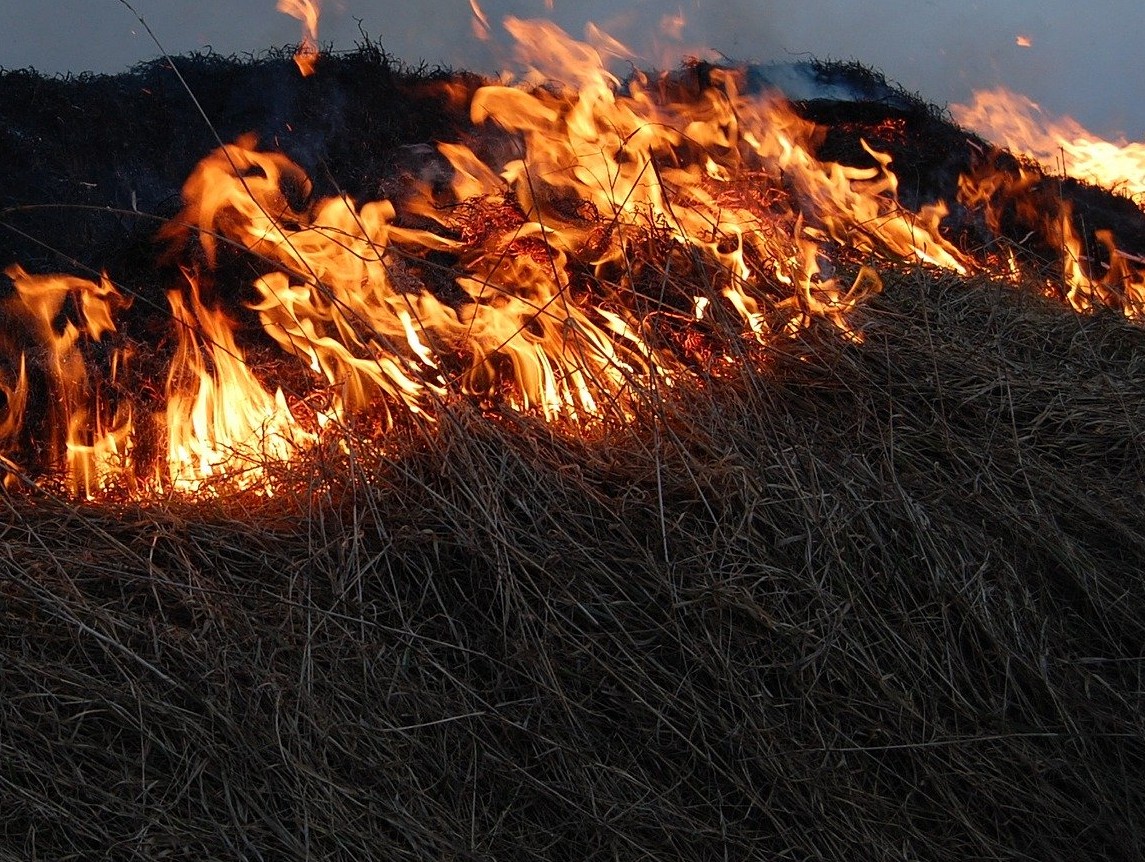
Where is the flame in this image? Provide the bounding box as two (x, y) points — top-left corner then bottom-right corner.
(278, 0), (320, 76)
(953, 88), (1145, 205)
(1, 266), (133, 497)
(2, 19), (1144, 498)
(164, 271), (310, 494)
(954, 89), (1145, 317)
(958, 159), (1145, 318)
(470, 0), (492, 41)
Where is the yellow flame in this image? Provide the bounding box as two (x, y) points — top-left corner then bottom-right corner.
(165, 271), (310, 494)
(278, 0), (320, 76)
(953, 87), (1145, 205)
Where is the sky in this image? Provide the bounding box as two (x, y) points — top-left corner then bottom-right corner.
(0, 0), (1142, 140)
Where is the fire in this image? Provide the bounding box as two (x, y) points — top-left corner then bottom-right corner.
(470, 0), (492, 41)
(953, 88), (1145, 205)
(165, 271), (310, 495)
(660, 12), (687, 41)
(1, 18), (1143, 498)
(278, 0), (320, 76)
(955, 88), (1145, 317)
(1, 266), (134, 497)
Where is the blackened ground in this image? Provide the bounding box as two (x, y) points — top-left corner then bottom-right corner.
(0, 43), (480, 278)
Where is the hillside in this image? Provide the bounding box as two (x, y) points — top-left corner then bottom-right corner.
(0, 41), (1143, 861)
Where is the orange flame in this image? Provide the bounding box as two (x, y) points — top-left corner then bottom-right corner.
(2, 19), (1143, 498)
(278, 0), (320, 76)
(2, 266), (133, 497)
(165, 271), (309, 494)
(953, 88), (1145, 205)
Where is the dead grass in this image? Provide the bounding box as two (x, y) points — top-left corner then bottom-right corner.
(1, 39), (1144, 861)
(1, 264), (1143, 860)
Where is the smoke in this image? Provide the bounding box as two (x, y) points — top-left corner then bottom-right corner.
(0, 0), (1140, 139)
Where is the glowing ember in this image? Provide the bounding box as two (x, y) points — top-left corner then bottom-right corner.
(660, 12), (687, 41)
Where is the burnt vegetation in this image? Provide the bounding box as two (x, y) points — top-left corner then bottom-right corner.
(0, 44), (1144, 861)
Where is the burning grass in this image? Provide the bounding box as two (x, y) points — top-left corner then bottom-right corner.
(1, 36), (1144, 861)
(3, 268), (1144, 860)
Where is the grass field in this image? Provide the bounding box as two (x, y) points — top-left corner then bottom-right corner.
(0, 45), (1143, 861)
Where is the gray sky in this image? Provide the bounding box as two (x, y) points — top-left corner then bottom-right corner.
(1, 0), (1142, 139)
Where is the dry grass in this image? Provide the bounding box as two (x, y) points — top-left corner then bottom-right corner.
(2, 265), (1143, 860)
